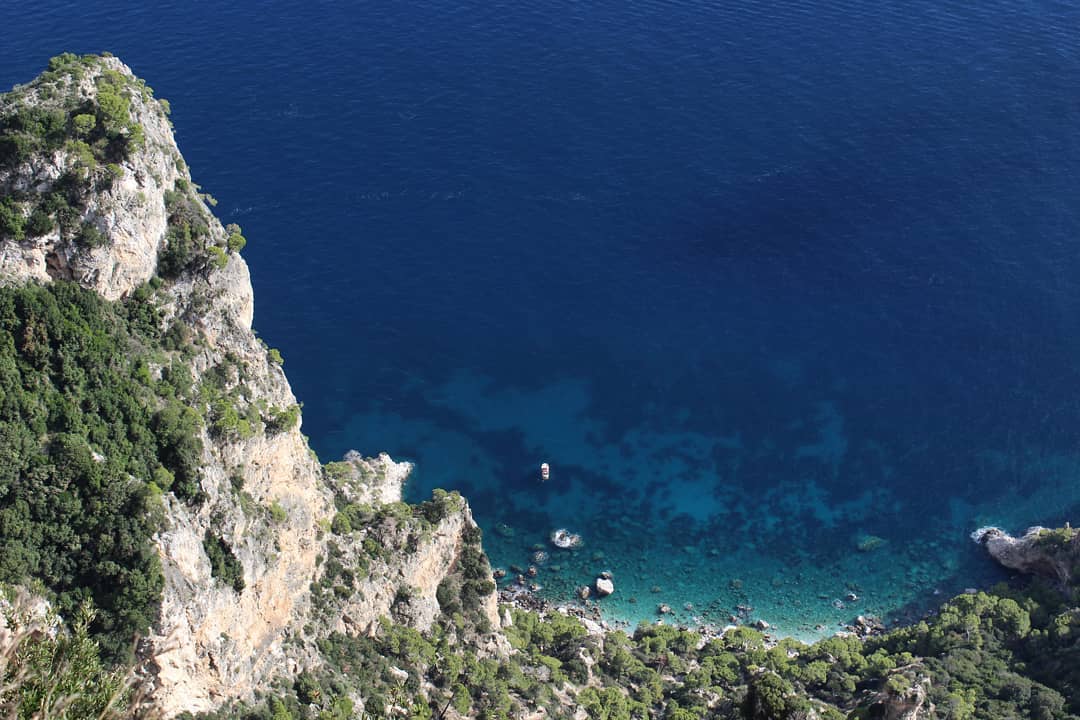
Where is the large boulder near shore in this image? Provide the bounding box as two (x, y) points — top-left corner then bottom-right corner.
(973, 525), (1080, 589)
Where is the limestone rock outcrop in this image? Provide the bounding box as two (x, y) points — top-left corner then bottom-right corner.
(0, 57), (184, 300)
(324, 450), (414, 507)
(868, 669), (934, 720)
(974, 526), (1080, 588)
(321, 458), (501, 639)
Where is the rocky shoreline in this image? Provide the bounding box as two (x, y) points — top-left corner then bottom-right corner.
(492, 522), (1078, 647)
(497, 577), (887, 646)
(487, 523), (1062, 647)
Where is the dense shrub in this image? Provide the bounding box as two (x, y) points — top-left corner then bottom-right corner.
(225, 222), (247, 253)
(158, 179), (220, 278)
(203, 531), (245, 592)
(74, 220), (107, 249)
(264, 403), (301, 433)
(25, 206), (54, 236)
(0, 282), (202, 659)
(0, 197), (26, 240)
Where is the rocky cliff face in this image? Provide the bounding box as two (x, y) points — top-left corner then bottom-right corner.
(321, 455), (501, 637)
(0, 55), (498, 717)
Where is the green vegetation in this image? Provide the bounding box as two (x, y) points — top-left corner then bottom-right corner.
(199, 579), (1080, 720)
(269, 501), (287, 524)
(0, 196), (26, 240)
(75, 220), (107, 249)
(159, 178), (211, 277)
(0, 282), (212, 659)
(311, 488), (495, 632)
(158, 202), (246, 278)
(1034, 525), (1079, 549)
(210, 397), (255, 440)
(0, 53), (146, 180)
(1, 599), (134, 720)
(0, 54), (232, 278)
(26, 205), (55, 236)
(0, 275), (295, 665)
(208, 244), (229, 269)
(203, 531), (245, 593)
(225, 223), (247, 253)
(264, 403), (301, 434)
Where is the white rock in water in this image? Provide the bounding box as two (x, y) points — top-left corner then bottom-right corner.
(550, 528), (582, 548)
(970, 526), (1002, 543)
(595, 577), (614, 597)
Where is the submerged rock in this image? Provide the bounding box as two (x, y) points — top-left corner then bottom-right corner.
(856, 534), (886, 552)
(550, 529), (583, 549)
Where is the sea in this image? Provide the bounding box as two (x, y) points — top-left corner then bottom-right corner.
(5, 0), (1080, 639)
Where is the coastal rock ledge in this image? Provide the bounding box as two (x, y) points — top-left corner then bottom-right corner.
(974, 525), (1080, 588)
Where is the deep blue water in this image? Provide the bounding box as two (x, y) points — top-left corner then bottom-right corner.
(6, 0), (1080, 634)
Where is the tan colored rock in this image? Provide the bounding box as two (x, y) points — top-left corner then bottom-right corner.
(332, 500), (500, 636)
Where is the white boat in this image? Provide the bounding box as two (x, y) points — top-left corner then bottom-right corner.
(540, 462), (550, 481)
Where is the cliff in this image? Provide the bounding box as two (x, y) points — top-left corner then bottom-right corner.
(0, 54), (499, 717)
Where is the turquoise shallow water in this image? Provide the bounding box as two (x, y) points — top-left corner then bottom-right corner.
(324, 370), (1071, 639)
(6, 0), (1080, 637)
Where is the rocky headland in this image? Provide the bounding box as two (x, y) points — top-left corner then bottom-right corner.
(0, 53), (501, 717)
